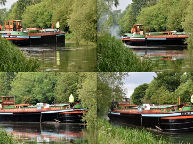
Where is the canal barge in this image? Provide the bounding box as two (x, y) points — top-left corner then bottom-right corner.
(122, 24), (188, 46)
(0, 96), (86, 123)
(108, 103), (193, 133)
(0, 20), (65, 46)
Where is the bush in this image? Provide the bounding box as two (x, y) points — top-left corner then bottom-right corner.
(0, 37), (40, 71)
(97, 34), (153, 72)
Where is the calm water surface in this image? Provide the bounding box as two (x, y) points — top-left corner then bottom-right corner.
(127, 45), (188, 71)
(20, 42), (96, 72)
(0, 122), (87, 143)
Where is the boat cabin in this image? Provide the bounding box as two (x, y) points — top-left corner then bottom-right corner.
(0, 96), (15, 108)
(4, 20), (22, 31)
(131, 24), (144, 35)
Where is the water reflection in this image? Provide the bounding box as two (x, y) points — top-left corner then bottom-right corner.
(128, 45), (188, 71)
(0, 123), (86, 143)
(20, 42), (96, 72)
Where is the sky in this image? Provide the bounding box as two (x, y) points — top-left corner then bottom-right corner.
(123, 73), (157, 98)
(0, 0), (17, 9)
(1, 0), (132, 11)
(112, 0), (132, 11)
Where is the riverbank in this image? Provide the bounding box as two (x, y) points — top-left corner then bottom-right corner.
(97, 119), (168, 144)
(0, 37), (40, 72)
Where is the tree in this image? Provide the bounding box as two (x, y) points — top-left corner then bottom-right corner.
(155, 72), (183, 92)
(0, 0), (6, 5)
(55, 73), (81, 103)
(6, 0), (42, 20)
(9, 73), (56, 104)
(68, 0), (97, 42)
(131, 83), (148, 105)
(78, 73), (97, 128)
(97, 72), (127, 117)
(22, 0), (53, 28)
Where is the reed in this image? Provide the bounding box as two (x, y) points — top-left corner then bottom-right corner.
(97, 119), (168, 144)
(0, 129), (16, 144)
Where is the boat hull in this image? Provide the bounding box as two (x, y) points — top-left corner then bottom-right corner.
(122, 38), (186, 46)
(0, 111), (84, 123)
(108, 112), (193, 133)
(1, 33), (65, 46)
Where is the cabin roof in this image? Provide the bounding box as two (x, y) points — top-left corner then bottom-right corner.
(14, 104), (30, 107)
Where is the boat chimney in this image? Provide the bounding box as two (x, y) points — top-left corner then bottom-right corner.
(179, 96), (181, 105)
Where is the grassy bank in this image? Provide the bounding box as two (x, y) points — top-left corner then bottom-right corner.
(0, 37), (40, 72)
(97, 119), (168, 144)
(0, 129), (17, 144)
(97, 34), (153, 72)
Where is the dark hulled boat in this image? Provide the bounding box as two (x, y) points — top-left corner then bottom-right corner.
(122, 24), (188, 46)
(0, 96), (86, 123)
(108, 104), (193, 133)
(0, 20), (65, 46)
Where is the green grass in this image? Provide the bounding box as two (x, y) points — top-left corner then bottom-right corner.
(97, 34), (153, 72)
(97, 119), (168, 144)
(0, 37), (40, 72)
(0, 129), (17, 144)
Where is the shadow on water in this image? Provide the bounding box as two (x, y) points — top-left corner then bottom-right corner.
(19, 42), (96, 72)
(0, 122), (87, 143)
(110, 120), (193, 144)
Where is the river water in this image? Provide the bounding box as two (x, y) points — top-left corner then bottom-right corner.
(0, 122), (87, 143)
(20, 42), (96, 72)
(127, 45), (188, 71)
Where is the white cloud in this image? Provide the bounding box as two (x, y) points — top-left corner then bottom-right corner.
(123, 72), (157, 98)
(0, 0), (18, 10)
(112, 0), (132, 11)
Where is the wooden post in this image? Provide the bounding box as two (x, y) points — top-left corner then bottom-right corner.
(40, 113), (42, 123)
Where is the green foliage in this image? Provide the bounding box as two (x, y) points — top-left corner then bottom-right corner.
(143, 72), (193, 104)
(0, 8), (7, 25)
(97, 34), (153, 72)
(0, 129), (16, 144)
(182, 0), (193, 70)
(9, 73), (57, 104)
(97, 72), (127, 117)
(0, 37), (40, 72)
(118, 6), (135, 33)
(6, 0), (42, 20)
(97, 119), (168, 144)
(131, 83), (148, 105)
(52, 0), (74, 31)
(22, 0), (53, 28)
(55, 73), (81, 103)
(118, 0), (158, 33)
(68, 0), (97, 42)
(78, 73), (97, 129)
(155, 72), (183, 92)
(137, 0), (189, 32)
(0, 73), (15, 96)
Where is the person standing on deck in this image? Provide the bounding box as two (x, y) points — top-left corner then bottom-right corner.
(56, 21), (60, 32)
(69, 94), (74, 108)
